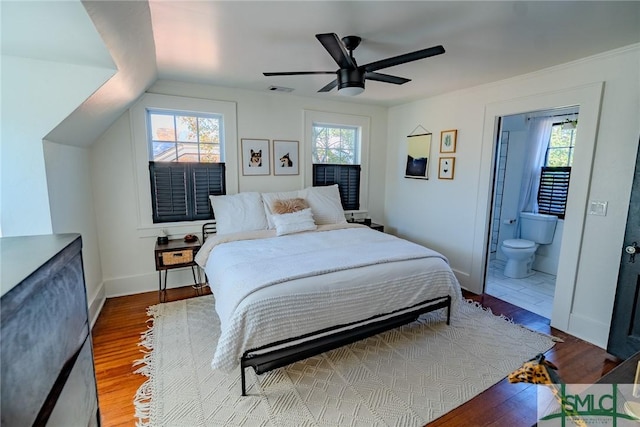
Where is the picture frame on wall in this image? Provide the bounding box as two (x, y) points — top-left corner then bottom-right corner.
(241, 138), (270, 175)
(405, 133), (432, 179)
(440, 129), (457, 153)
(273, 140), (299, 176)
(438, 157), (455, 180)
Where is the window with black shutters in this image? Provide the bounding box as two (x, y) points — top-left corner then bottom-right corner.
(149, 162), (225, 223)
(147, 109), (226, 223)
(313, 164), (361, 210)
(311, 123), (361, 210)
(537, 121), (576, 219)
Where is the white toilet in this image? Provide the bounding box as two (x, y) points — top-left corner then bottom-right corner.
(501, 212), (558, 279)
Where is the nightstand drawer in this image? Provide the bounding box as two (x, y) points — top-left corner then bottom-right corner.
(161, 249), (193, 266)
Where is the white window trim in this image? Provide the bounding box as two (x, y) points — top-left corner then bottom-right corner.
(304, 110), (370, 212)
(130, 93), (238, 234)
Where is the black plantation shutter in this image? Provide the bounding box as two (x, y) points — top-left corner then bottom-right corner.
(150, 162), (189, 223)
(313, 164), (361, 210)
(191, 163), (226, 220)
(150, 162), (226, 223)
(538, 166), (571, 219)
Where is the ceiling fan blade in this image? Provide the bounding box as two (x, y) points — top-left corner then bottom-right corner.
(315, 33), (356, 69)
(263, 71), (335, 76)
(365, 72), (410, 85)
(363, 45), (445, 73)
(318, 79), (338, 92)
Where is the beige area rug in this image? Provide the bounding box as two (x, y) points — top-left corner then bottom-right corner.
(134, 295), (556, 426)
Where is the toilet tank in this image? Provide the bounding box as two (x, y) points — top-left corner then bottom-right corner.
(520, 212), (557, 244)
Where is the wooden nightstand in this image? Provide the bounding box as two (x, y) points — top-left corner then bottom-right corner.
(154, 238), (203, 302)
(353, 220), (384, 232)
(367, 222), (384, 232)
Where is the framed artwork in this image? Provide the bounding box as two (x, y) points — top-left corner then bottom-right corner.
(241, 138), (270, 175)
(438, 157), (455, 180)
(440, 129), (457, 153)
(273, 140), (299, 175)
(405, 133), (432, 179)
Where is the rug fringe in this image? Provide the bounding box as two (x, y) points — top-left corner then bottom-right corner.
(133, 304), (162, 427)
(462, 299), (564, 343)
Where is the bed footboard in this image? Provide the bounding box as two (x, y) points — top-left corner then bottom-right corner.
(239, 295), (451, 396)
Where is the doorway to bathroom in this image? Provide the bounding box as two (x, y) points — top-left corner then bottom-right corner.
(484, 106), (579, 319)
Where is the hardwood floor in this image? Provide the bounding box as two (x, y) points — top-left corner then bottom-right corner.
(92, 287), (620, 426)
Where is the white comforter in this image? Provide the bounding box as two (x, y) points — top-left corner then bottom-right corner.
(198, 224), (462, 371)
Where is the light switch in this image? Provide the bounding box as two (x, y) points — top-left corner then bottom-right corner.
(588, 200), (608, 216)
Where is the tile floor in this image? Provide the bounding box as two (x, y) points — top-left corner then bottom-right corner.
(485, 258), (556, 319)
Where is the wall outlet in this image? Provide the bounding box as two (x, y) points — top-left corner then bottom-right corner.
(588, 200), (608, 216)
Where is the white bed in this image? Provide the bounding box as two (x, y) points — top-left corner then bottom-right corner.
(194, 186), (462, 393)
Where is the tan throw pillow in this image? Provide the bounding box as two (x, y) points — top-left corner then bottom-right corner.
(272, 198), (309, 214)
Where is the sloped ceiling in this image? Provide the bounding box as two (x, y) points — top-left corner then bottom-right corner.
(9, 1), (640, 147)
(44, 1), (157, 147)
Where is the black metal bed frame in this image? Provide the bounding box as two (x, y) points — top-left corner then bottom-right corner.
(201, 222), (452, 396)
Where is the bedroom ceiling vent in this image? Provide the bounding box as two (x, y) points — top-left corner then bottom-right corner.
(268, 85), (294, 93)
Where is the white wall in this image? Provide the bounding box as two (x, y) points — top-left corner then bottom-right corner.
(385, 45), (640, 348)
(43, 141), (105, 325)
(0, 55), (114, 237)
(92, 80), (388, 297)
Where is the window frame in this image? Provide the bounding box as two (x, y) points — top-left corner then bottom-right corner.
(304, 110), (370, 212)
(131, 93), (238, 235)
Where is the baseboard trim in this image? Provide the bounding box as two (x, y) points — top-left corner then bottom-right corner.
(105, 269), (199, 298)
(88, 282), (106, 329)
(568, 312), (608, 349)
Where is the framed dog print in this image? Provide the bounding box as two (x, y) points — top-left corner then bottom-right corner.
(241, 138), (270, 176)
(440, 129), (457, 153)
(438, 157), (455, 180)
(273, 140), (299, 175)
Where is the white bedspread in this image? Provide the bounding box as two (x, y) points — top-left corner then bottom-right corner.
(202, 225), (462, 371)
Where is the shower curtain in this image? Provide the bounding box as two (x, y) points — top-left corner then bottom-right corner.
(517, 116), (554, 221)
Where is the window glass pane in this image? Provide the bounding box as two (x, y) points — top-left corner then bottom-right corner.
(148, 110), (224, 163)
(176, 116), (198, 142)
(312, 124), (358, 165)
(200, 143), (220, 163)
(546, 123), (577, 167)
(152, 142), (176, 161)
(150, 114), (176, 141)
(198, 117), (220, 143)
(176, 143), (199, 162)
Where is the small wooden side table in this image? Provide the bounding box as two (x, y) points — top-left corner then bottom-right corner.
(154, 238), (203, 302)
(367, 222), (384, 232)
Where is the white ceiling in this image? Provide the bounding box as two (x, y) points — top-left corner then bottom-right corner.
(147, 1), (640, 105)
(4, 1), (640, 146)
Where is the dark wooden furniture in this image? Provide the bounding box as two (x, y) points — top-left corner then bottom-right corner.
(0, 234), (100, 426)
(154, 238), (202, 302)
(596, 352), (640, 384)
(367, 222), (384, 232)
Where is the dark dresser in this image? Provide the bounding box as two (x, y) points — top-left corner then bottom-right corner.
(1, 234), (100, 426)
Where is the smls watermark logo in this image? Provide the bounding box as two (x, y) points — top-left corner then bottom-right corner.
(538, 384), (640, 426)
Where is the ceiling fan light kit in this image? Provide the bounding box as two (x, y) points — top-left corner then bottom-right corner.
(337, 68), (365, 96)
(263, 33), (445, 96)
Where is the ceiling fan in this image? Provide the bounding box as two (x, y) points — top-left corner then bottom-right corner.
(263, 33), (445, 96)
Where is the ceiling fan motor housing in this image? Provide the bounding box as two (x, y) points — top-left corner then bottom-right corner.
(338, 68), (365, 90)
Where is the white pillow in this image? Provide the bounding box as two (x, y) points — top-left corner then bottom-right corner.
(209, 192), (268, 235)
(302, 184), (347, 225)
(271, 208), (317, 236)
(261, 190), (303, 228)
